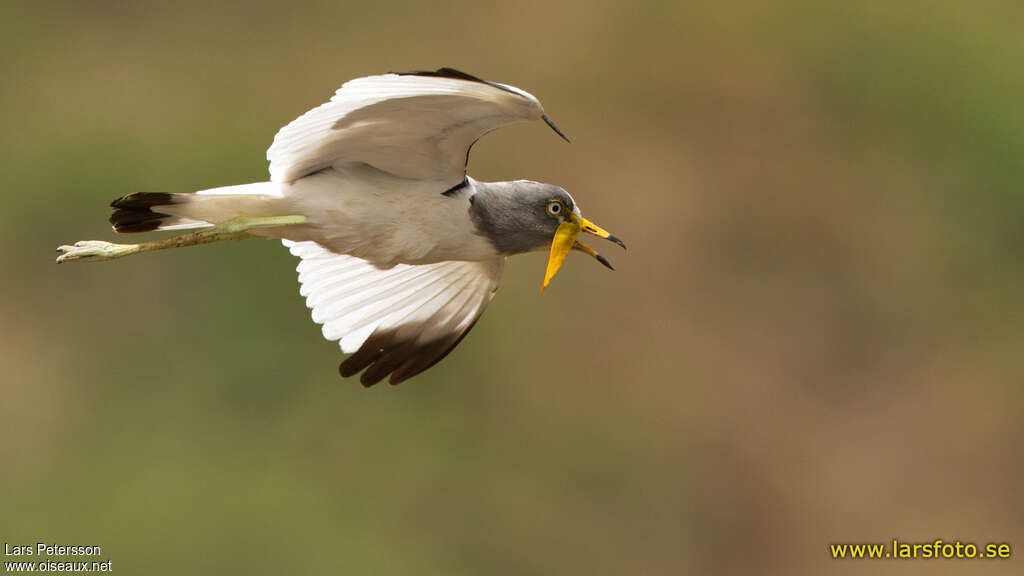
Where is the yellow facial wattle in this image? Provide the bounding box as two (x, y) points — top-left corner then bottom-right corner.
(541, 213), (625, 293)
(542, 220), (580, 293)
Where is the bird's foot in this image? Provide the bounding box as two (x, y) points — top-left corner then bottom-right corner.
(56, 240), (140, 263)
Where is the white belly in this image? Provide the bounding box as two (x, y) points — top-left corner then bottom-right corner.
(276, 167), (500, 267)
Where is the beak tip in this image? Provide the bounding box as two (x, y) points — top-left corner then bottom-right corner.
(542, 113), (571, 143)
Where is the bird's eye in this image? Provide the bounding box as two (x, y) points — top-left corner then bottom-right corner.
(547, 201), (562, 216)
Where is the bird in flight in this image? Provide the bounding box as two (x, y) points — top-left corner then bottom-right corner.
(56, 68), (625, 386)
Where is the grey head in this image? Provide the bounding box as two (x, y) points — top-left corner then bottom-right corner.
(468, 180), (578, 255)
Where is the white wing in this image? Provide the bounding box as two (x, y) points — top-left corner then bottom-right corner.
(284, 240), (504, 386)
(266, 68), (561, 188)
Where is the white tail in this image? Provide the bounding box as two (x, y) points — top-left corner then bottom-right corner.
(109, 182), (283, 233)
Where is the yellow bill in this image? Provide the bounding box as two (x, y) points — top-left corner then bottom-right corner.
(541, 214), (626, 293)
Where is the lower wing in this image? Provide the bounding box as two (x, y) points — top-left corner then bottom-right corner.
(284, 240), (504, 386)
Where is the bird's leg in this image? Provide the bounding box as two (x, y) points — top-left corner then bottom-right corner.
(55, 215), (307, 264)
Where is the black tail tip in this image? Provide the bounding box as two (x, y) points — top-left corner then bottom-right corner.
(110, 192), (175, 209)
(109, 192), (178, 233)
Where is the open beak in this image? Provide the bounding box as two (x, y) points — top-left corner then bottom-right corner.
(542, 214), (626, 293)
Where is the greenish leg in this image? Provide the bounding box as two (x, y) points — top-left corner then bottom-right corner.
(55, 215), (307, 264)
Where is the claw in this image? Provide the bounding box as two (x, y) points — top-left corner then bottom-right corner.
(56, 240), (139, 263)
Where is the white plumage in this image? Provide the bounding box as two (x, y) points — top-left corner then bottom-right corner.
(58, 68), (621, 386)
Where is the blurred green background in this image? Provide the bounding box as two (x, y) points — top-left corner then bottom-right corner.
(2, 1), (1022, 574)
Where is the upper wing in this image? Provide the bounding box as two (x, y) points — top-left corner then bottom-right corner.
(284, 240), (504, 386)
(266, 68), (565, 188)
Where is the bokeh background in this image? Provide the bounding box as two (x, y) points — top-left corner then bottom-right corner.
(2, 1), (1022, 574)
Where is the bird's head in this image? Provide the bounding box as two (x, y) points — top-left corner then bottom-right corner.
(469, 180), (625, 292)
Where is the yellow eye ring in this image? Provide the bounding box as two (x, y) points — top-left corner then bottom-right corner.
(546, 201), (562, 217)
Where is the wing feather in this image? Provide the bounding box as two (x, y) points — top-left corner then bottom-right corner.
(284, 240), (504, 385)
(266, 69), (547, 187)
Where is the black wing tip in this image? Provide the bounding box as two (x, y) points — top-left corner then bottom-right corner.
(542, 114), (571, 143)
(338, 318), (481, 387)
(394, 68), (571, 143)
(394, 67), (529, 100)
(393, 67), (483, 82)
